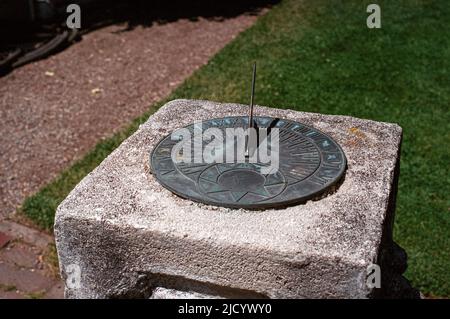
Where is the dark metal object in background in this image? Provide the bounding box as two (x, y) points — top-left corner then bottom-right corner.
(0, 0), (92, 74)
(150, 116), (347, 209)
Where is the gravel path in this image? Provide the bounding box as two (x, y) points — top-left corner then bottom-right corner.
(0, 8), (264, 299)
(0, 14), (261, 220)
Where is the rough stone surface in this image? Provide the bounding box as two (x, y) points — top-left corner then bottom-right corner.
(55, 99), (418, 299)
(150, 287), (221, 299)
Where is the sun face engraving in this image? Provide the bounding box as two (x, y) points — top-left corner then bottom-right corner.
(197, 164), (287, 204)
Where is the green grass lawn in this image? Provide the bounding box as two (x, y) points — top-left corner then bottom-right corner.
(22, 0), (449, 297)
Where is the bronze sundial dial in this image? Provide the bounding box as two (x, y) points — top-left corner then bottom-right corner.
(150, 64), (346, 209)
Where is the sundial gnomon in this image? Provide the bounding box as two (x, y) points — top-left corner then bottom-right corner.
(150, 64), (346, 209)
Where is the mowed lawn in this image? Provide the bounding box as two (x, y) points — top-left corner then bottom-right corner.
(23, 0), (449, 297)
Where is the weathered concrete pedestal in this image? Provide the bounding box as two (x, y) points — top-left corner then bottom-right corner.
(55, 99), (418, 298)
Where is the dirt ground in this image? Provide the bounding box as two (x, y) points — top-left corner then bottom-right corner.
(0, 13), (262, 220)
(0, 5), (265, 298)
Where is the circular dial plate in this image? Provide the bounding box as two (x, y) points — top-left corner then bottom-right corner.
(150, 116), (346, 209)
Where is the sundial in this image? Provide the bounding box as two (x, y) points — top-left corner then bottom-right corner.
(150, 64), (346, 209)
